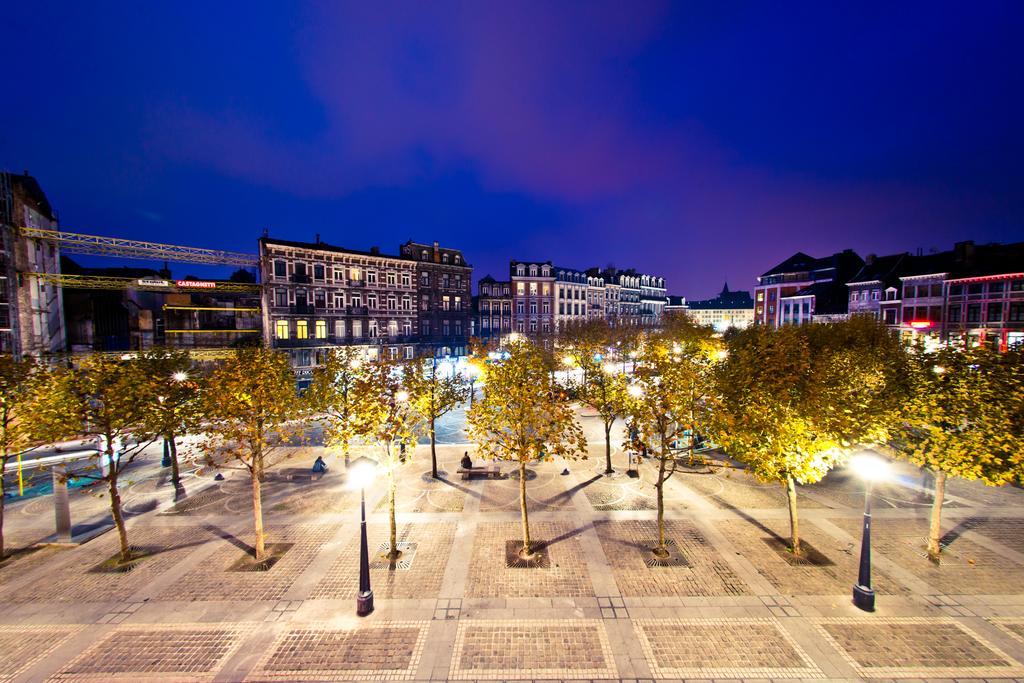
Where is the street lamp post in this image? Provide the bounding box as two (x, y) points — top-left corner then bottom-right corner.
(850, 453), (889, 612)
(347, 457), (378, 616)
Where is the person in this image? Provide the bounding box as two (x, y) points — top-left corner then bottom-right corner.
(460, 451), (473, 469)
(312, 455), (328, 474)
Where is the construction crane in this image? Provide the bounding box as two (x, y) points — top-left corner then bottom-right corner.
(20, 227), (259, 267)
(28, 272), (262, 293)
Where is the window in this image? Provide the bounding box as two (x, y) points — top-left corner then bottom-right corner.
(388, 320), (398, 337)
(1012, 280), (1024, 292)
(404, 346), (414, 359)
(516, 301), (524, 314)
(350, 267), (361, 282)
(275, 320), (289, 339)
(442, 296), (450, 311)
(516, 282), (525, 295)
(314, 291), (325, 308)
(987, 303), (1003, 322)
(948, 305), (962, 322)
(294, 263), (307, 278)
(542, 301), (550, 314)
(441, 253), (449, 264)
(559, 303), (565, 314)
(368, 271), (377, 285)
(443, 274), (450, 288)
(351, 294), (361, 307)
(421, 295), (429, 311)
(530, 265), (537, 276)
(401, 273), (410, 287)
(454, 320), (462, 336)
(529, 320), (537, 332)
(369, 293), (379, 309)
(903, 285), (914, 299)
(386, 295), (396, 310)
(315, 320), (327, 338)
(352, 320), (362, 337)
(930, 284), (942, 297)
(314, 264), (325, 280)
(402, 295), (411, 310)
(851, 291), (859, 302)
(368, 320), (378, 337)
(275, 289), (288, 307)
(454, 296), (461, 311)
(482, 318), (490, 330)
(334, 293), (345, 308)
(274, 260), (287, 277)
(517, 320), (524, 332)
(389, 347), (398, 360)
(541, 321), (549, 333)
(872, 290), (880, 301)
(454, 255), (461, 264)
(1010, 303), (1024, 322)
(335, 320), (345, 338)
(387, 272), (396, 286)
(402, 321), (412, 335)
(967, 304), (981, 322)
(968, 283), (984, 295)
(989, 281), (1005, 294)
(443, 320), (450, 336)
(529, 282), (537, 296)
(530, 301), (537, 314)
(542, 284), (550, 296)
(422, 321), (431, 336)
(296, 320), (309, 339)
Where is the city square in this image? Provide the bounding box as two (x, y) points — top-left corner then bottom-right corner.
(2, 405), (1024, 682)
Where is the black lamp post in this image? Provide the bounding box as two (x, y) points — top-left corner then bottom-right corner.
(348, 456), (378, 617)
(850, 453), (888, 612)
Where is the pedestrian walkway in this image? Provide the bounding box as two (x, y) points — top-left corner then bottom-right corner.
(2, 424), (1024, 682)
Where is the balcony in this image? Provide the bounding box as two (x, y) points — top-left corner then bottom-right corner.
(346, 305), (369, 315)
(348, 280), (366, 287)
(290, 273), (311, 284)
(290, 304), (316, 314)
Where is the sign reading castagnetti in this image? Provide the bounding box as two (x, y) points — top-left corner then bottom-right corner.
(176, 280), (217, 289)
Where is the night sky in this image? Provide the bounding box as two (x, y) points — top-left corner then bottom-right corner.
(2, 2), (1021, 297)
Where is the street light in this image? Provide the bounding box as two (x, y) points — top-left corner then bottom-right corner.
(627, 384), (644, 399)
(172, 371), (189, 382)
(849, 452), (890, 612)
(347, 456), (378, 616)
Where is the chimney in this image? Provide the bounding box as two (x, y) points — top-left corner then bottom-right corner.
(370, 246), (380, 255)
(315, 233), (320, 245)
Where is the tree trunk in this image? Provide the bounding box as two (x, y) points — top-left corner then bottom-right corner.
(604, 421), (613, 474)
(0, 459), (7, 560)
(927, 470), (947, 562)
(519, 460), (531, 556)
(388, 466), (399, 560)
(167, 434), (184, 500)
(785, 474), (801, 555)
(248, 471), (264, 561)
(107, 469), (132, 563)
(430, 416), (438, 478)
(654, 434), (667, 557)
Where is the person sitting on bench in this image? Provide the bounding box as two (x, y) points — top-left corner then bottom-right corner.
(460, 452), (473, 469)
(312, 456), (328, 474)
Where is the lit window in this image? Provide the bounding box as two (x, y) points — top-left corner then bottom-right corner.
(296, 320), (308, 339)
(315, 320), (327, 339)
(350, 267), (361, 281)
(275, 320), (289, 339)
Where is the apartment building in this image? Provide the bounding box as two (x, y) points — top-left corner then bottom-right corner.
(399, 240), (472, 358)
(682, 284), (754, 330)
(554, 266), (589, 330)
(755, 249), (864, 327)
(476, 275), (512, 341)
(510, 260), (555, 336)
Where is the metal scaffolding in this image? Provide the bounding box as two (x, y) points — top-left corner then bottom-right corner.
(20, 227), (259, 267)
(28, 272), (262, 293)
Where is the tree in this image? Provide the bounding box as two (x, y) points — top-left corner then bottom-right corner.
(136, 348), (201, 501)
(307, 347), (367, 466)
(560, 319), (628, 474)
(405, 358), (469, 478)
(898, 344), (1024, 561)
(353, 359), (420, 561)
(713, 319), (907, 556)
(198, 348), (303, 562)
(34, 355), (159, 564)
(0, 355), (52, 560)
(623, 318), (719, 558)
(466, 338), (587, 558)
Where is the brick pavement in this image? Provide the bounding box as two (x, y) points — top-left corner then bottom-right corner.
(248, 621), (428, 681)
(0, 625), (80, 683)
(679, 467), (829, 510)
(635, 618), (822, 678)
(448, 620), (616, 680)
(815, 617), (1024, 678)
(594, 519), (750, 596)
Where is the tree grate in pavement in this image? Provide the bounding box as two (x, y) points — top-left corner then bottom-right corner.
(762, 536), (835, 566)
(504, 539), (551, 568)
(369, 542), (418, 570)
(88, 546), (158, 574)
(642, 538), (691, 568)
(226, 543), (293, 572)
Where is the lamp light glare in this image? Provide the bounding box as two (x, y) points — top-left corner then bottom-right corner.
(627, 384), (644, 398)
(395, 390), (409, 402)
(346, 460), (377, 490)
(849, 453), (890, 482)
(933, 365), (946, 375)
(172, 371), (189, 382)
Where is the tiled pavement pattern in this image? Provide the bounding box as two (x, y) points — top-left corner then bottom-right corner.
(248, 621), (428, 681)
(465, 521), (594, 597)
(51, 624), (251, 681)
(829, 516), (1024, 595)
(594, 519), (750, 596)
(157, 524), (331, 601)
(815, 617), (1024, 678)
(0, 625), (80, 683)
(718, 517), (912, 595)
(3, 525), (213, 604)
(680, 466), (828, 510)
(635, 618), (822, 679)
(5, 436), (1024, 681)
(309, 522), (456, 599)
(448, 620), (617, 680)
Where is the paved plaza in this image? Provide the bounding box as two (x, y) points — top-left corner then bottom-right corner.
(3, 414), (1024, 681)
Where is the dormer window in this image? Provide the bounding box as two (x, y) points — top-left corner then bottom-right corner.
(442, 254), (449, 264)
(517, 265), (525, 276)
(529, 265), (537, 276)
(542, 266), (550, 277)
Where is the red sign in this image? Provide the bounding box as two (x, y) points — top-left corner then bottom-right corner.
(176, 280), (217, 289)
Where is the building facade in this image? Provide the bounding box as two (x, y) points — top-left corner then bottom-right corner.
(681, 284), (754, 330)
(476, 275), (512, 342)
(756, 249), (863, 327)
(510, 260), (555, 336)
(400, 240), (472, 358)
(638, 272), (667, 326)
(554, 266), (589, 330)
(0, 171), (66, 357)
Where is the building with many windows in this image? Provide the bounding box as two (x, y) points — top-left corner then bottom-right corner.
(261, 236), (470, 384)
(755, 249), (863, 327)
(510, 260), (555, 336)
(475, 275), (512, 342)
(679, 284), (754, 330)
(554, 266), (589, 330)
(399, 240), (472, 358)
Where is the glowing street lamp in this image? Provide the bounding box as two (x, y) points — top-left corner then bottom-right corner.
(716, 349), (728, 361)
(602, 362), (618, 375)
(561, 355), (575, 367)
(347, 456), (378, 616)
(171, 371), (189, 383)
(627, 384), (644, 399)
(849, 452), (890, 612)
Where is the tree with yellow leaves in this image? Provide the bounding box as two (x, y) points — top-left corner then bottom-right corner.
(405, 357), (469, 478)
(307, 346), (367, 467)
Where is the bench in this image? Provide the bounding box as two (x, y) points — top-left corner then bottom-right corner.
(279, 467), (325, 482)
(458, 465), (500, 481)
